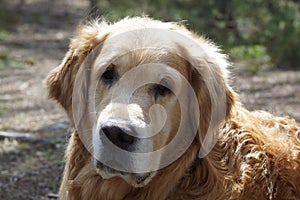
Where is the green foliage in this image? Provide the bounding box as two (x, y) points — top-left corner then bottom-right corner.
(0, 7), (18, 40)
(95, 0), (300, 69)
(0, 53), (35, 70)
(229, 45), (268, 61)
(229, 45), (270, 74)
(0, 53), (22, 69)
(231, 0), (300, 68)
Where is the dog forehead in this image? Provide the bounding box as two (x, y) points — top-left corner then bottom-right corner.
(104, 17), (176, 38)
(99, 24), (186, 56)
(100, 49), (191, 82)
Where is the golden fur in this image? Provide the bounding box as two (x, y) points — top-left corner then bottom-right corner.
(46, 17), (300, 199)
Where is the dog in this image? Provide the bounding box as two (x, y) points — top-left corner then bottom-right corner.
(46, 17), (300, 199)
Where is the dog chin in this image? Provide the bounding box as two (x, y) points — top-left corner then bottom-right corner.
(95, 161), (155, 187)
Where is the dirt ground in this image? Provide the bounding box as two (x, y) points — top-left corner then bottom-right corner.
(0, 0), (299, 199)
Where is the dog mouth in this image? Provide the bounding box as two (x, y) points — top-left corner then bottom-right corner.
(95, 160), (153, 187)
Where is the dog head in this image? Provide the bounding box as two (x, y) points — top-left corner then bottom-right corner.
(46, 17), (235, 187)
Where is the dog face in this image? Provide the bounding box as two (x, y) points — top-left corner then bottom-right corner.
(91, 48), (193, 186)
(46, 17), (235, 188)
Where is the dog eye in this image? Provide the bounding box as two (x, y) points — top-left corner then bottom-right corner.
(101, 65), (116, 85)
(154, 84), (171, 99)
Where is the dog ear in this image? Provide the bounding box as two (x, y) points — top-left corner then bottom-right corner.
(177, 37), (236, 156)
(45, 21), (109, 117)
(190, 62), (235, 134)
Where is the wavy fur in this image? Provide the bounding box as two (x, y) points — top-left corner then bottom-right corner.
(46, 17), (300, 200)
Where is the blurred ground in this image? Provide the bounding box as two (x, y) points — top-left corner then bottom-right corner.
(0, 1), (88, 199)
(0, 0), (299, 199)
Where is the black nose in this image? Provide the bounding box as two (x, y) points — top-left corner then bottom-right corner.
(101, 126), (136, 150)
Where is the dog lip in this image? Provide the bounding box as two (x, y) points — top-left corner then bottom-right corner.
(96, 161), (124, 175)
(95, 160), (152, 186)
(135, 173), (151, 184)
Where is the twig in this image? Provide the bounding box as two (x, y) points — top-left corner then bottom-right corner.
(48, 192), (59, 199)
(0, 131), (49, 143)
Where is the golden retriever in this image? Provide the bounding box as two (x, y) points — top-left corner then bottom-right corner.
(46, 17), (300, 199)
